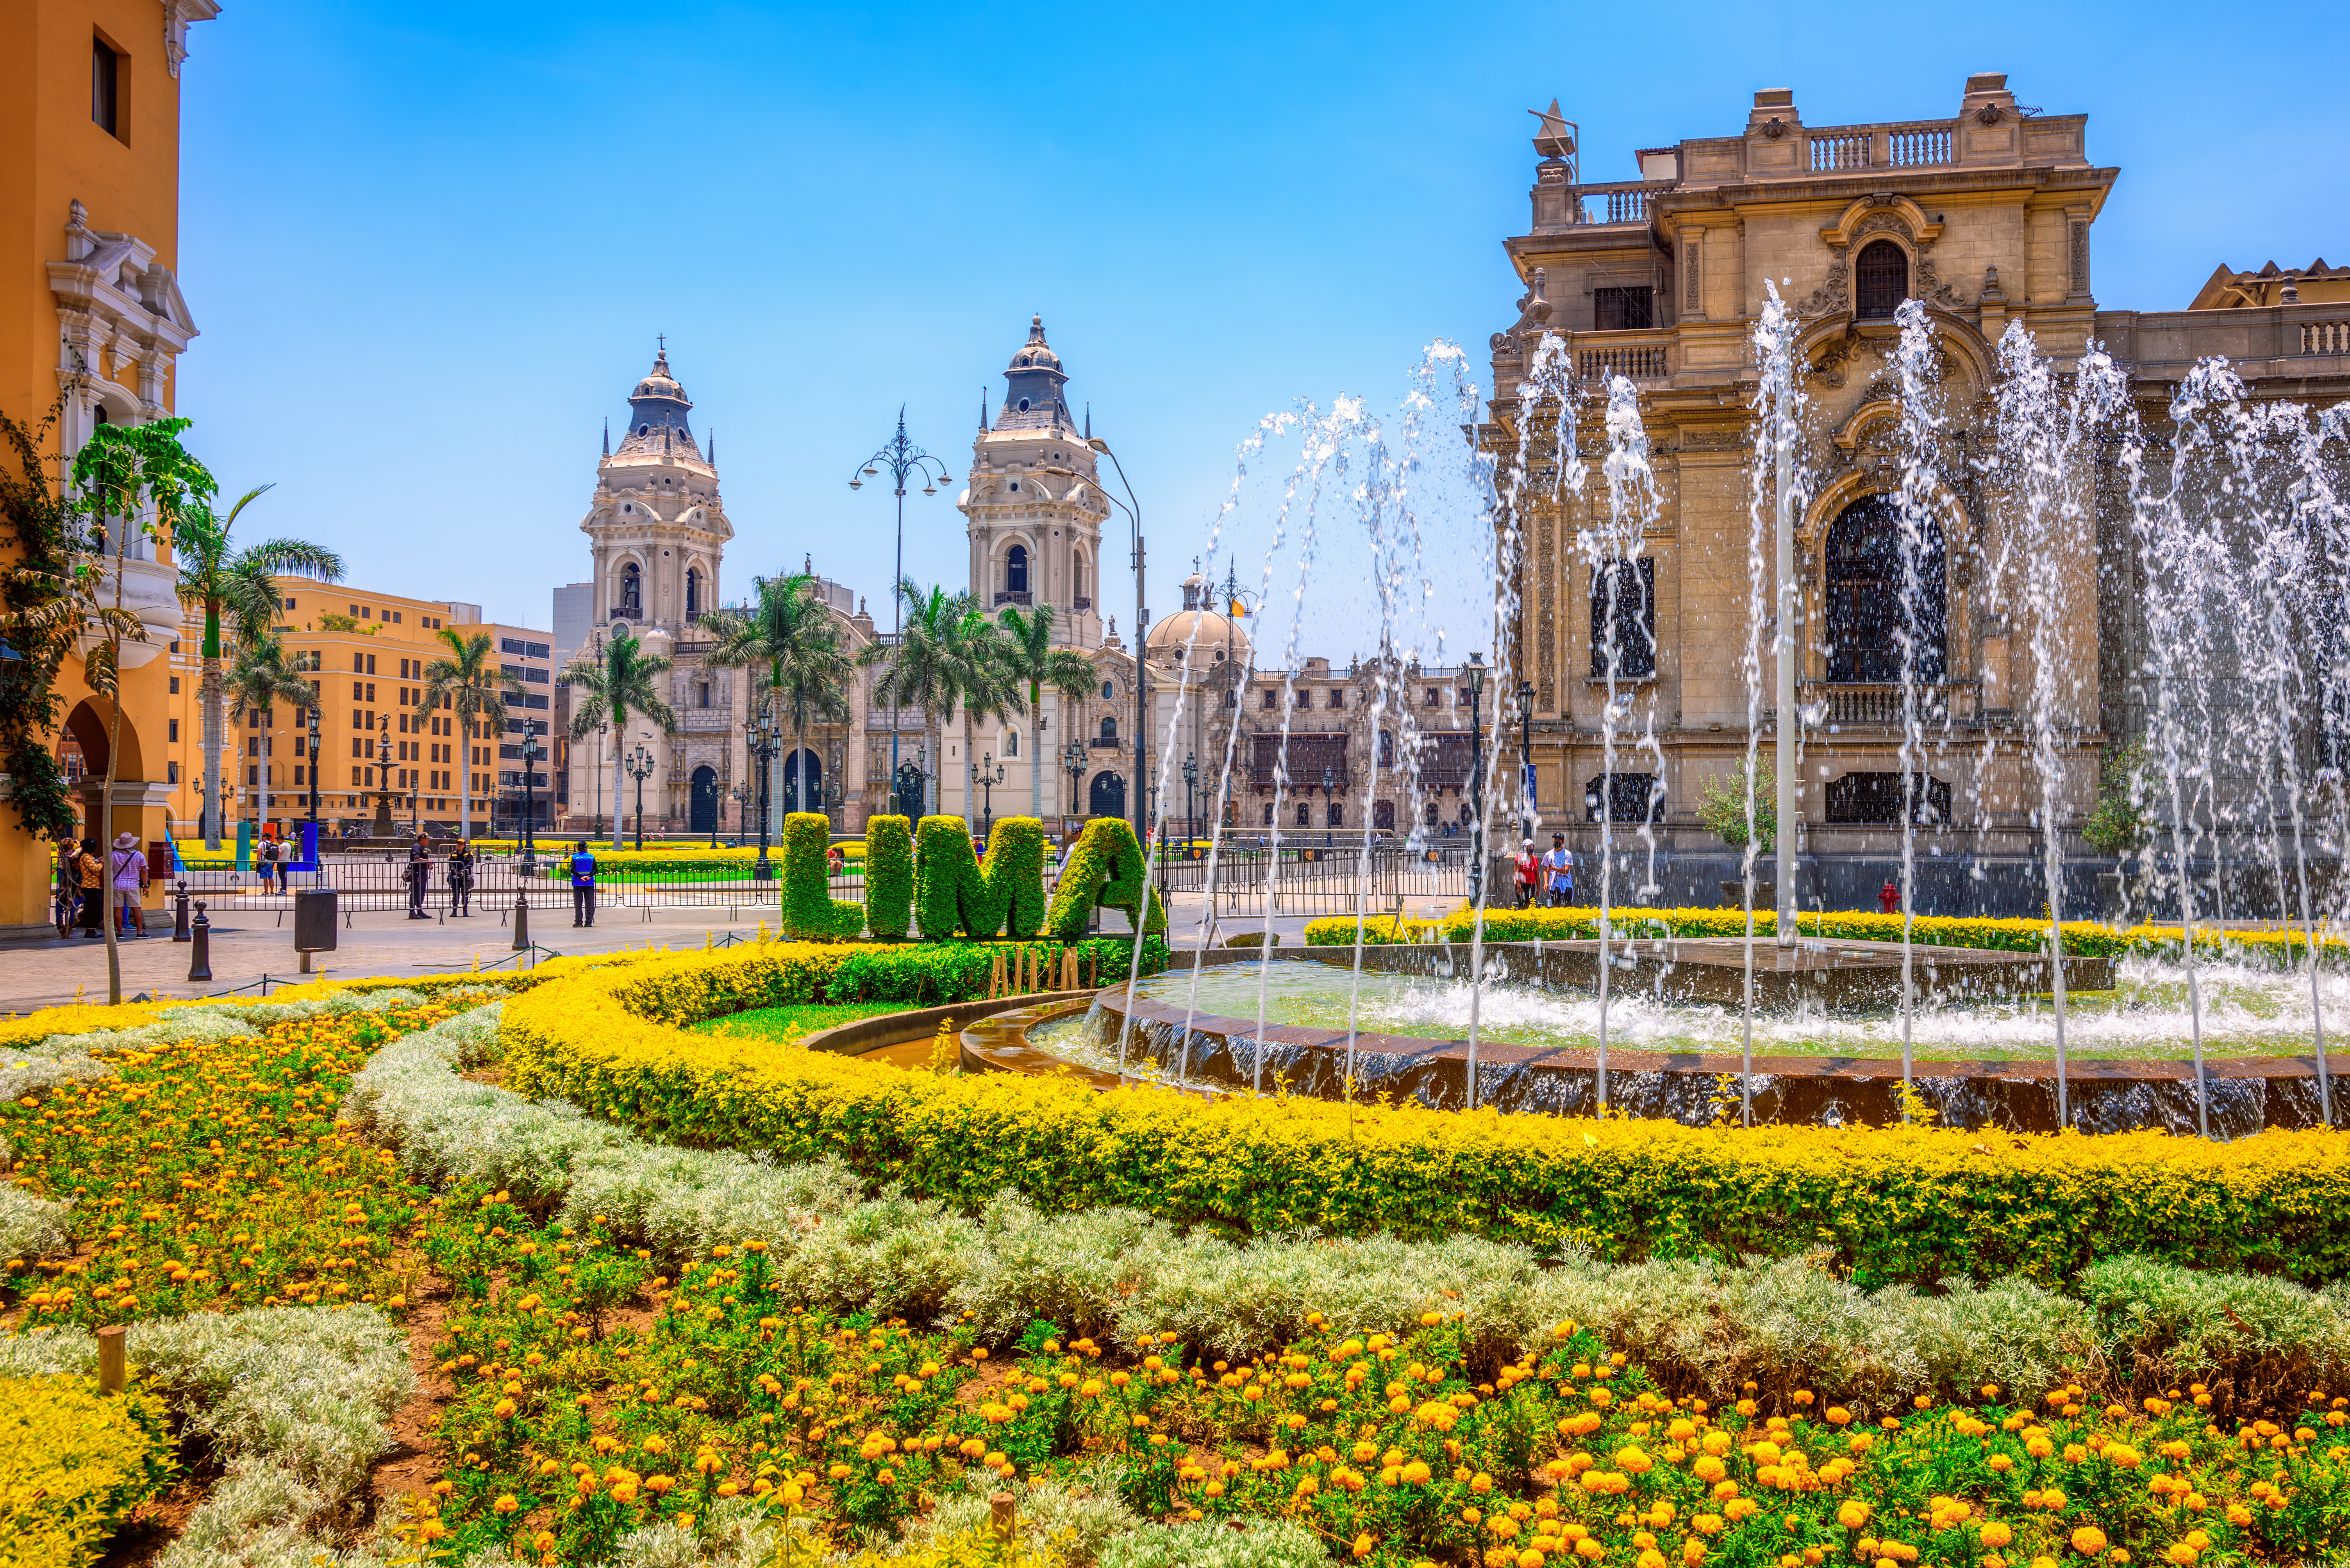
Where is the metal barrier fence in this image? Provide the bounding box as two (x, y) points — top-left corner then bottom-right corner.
(1154, 845), (1473, 915)
(167, 853), (866, 917)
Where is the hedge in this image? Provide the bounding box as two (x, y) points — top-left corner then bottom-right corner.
(915, 815), (1046, 940)
(1303, 904), (2350, 965)
(865, 815), (914, 940)
(1046, 816), (1165, 939)
(781, 812), (865, 940)
(498, 949), (2350, 1287)
(0, 1374), (175, 1567)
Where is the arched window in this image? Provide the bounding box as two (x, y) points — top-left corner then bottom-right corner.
(1099, 715), (1118, 741)
(1855, 239), (1908, 319)
(1423, 801), (1439, 827)
(1824, 494), (1946, 682)
(1100, 680), (1114, 699)
(685, 567), (702, 617)
(1378, 730), (1395, 768)
(1327, 801), (1344, 828)
(1296, 801), (1311, 828)
(1005, 544), (1029, 595)
(1373, 799), (1396, 831)
(1074, 555), (1090, 605)
(1004, 730), (1019, 758)
(1262, 802), (1275, 826)
(618, 562), (642, 617)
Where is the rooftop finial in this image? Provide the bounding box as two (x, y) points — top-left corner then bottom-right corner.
(602, 417), (609, 457)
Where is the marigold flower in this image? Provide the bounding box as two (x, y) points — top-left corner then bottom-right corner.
(2071, 1528), (2109, 1556)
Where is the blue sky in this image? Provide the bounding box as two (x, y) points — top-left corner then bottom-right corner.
(174, 0), (2349, 647)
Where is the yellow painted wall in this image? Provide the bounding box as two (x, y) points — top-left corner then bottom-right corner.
(0, 0), (195, 931)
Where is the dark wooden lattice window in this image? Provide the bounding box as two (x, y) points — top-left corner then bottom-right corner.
(1824, 495), (1945, 682)
(1855, 240), (1908, 319)
(1593, 286), (1654, 330)
(1589, 557), (1657, 678)
(1826, 772), (1952, 825)
(1584, 772), (1664, 825)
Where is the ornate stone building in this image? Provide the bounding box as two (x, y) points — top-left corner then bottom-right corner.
(1488, 73), (2350, 913)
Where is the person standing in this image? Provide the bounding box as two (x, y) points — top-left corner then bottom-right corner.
(569, 838), (598, 928)
(407, 834), (432, 919)
(1513, 838), (1539, 910)
(53, 844), (80, 937)
(109, 832), (148, 937)
(75, 838), (104, 937)
(257, 835), (279, 895)
(1541, 832), (1573, 908)
(447, 840), (475, 917)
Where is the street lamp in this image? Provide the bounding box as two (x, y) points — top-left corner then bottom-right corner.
(744, 701), (782, 881)
(1086, 433), (1149, 845)
(1316, 763), (1339, 848)
(1062, 737), (1087, 825)
(1463, 651), (1487, 906)
(852, 409), (953, 825)
(1181, 751), (1198, 843)
(624, 740), (656, 851)
(1518, 678), (1537, 842)
(970, 751), (1004, 835)
(729, 779), (753, 845)
(518, 721), (544, 871)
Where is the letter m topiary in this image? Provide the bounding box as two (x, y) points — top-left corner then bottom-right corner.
(914, 815), (1047, 939)
(780, 812), (864, 940)
(1045, 815), (1166, 939)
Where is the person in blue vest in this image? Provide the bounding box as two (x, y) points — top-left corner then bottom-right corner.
(569, 839), (598, 927)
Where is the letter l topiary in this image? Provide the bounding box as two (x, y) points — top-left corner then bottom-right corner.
(780, 812), (864, 940)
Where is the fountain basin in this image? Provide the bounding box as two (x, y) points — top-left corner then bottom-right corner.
(979, 947), (2341, 1137)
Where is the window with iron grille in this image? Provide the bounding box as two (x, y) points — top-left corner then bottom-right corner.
(1855, 240), (1908, 319)
(1589, 557), (1657, 678)
(1593, 286), (1654, 330)
(1826, 772), (1952, 825)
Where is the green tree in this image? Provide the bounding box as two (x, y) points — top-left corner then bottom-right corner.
(170, 483), (345, 848)
(996, 601), (1098, 822)
(702, 572), (856, 819)
(222, 637), (318, 839)
(2083, 740), (2155, 858)
(1696, 755), (1777, 859)
(0, 401), (93, 847)
(72, 419), (214, 1002)
(561, 630), (676, 851)
(420, 628), (523, 842)
(864, 579), (1018, 827)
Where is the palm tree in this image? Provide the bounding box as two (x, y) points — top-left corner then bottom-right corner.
(864, 579), (1018, 827)
(997, 602), (1098, 821)
(223, 637), (318, 838)
(171, 485), (344, 848)
(702, 573), (859, 822)
(562, 630), (676, 851)
(420, 628), (523, 841)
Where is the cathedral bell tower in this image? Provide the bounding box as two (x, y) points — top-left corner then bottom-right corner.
(579, 346), (733, 659)
(956, 316), (1108, 649)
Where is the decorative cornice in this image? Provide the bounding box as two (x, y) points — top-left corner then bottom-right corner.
(164, 0), (221, 80)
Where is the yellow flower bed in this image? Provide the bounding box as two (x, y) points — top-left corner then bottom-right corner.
(500, 951), (2350, 1286)
(1304, 906), (2350, 964)
(0, 1000), (184, 1051)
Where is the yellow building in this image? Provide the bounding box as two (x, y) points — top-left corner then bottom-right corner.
(163, 581), (556, 838)
(0, 0), (216, 936)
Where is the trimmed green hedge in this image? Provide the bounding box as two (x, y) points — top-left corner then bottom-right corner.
(1046, 816), (1165, 939)
(780, 813), (864, 940)
(914, 816), (1047, 940)
(864, 815), (914, 940)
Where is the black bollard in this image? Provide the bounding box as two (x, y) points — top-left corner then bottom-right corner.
(172, 880), (191, 942)
(188, 900), (213, 982)
(512, 890), (529, 951)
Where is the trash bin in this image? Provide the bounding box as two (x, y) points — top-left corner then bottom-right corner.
(295, 887), (338, 961)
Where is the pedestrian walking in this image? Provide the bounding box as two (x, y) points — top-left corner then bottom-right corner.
(257, 835), (279, 894)
(569, 838), (598, 927)
(110, 831), (148, 937)
(1541, 832), (1574, 908)
(76, 837), (103, 937)
(53, 845), (79, 937)
(447, 840), (475, 916)
(406, 833), (432, 919)
(1513, 838), (1539, 910)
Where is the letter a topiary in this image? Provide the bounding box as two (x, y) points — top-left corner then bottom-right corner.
(780, 812), (864, 940)
(1045, 815), (1166, 939)
(914, 815), (1047, 939)
(864, 814), (914, 939)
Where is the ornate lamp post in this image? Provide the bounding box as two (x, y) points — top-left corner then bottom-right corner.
(1062, 737), (1087, 824)
(1463, 651), (1487, 906)
(1182, 751), (1198, 842)
(850, 409), (953, 821)
(969, 751), (1004, 836)
(516, 720), (544, 871)
(1316, 763), (1339, 849)
(744, 702), (782, 881)
(623, 740), (655, 851)
(1518, 678), (1537, 843)
(1085, 433), (1149, 844)
(373, 732), (396, 838)
(728, 779), (753, 845)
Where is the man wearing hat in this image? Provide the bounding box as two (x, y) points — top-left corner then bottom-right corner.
(109, 832), (148, 937)
(1540, 832), (1573, 908)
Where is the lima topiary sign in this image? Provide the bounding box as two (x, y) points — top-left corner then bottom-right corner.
(782, 813), (1164, 942)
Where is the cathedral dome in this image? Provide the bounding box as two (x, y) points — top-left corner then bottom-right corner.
(1007, 315), (1063, 375)
(1147, 569), (1252, 671)
(632, 349), (691, 409)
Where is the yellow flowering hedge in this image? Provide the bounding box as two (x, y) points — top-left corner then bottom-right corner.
(1304, 906), (2350, 965)
(0, 1000), (184, 1050)
(500, 951), (2350, 1286)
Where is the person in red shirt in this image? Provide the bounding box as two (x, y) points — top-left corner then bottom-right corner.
(1513, 838), (1540, 909)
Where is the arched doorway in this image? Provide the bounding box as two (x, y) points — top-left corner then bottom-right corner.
(1088, 771), (1125, 820)
(782, 748), (822, 815)
(1824, 494), (1946, 682)
(689, 765), (718, 833)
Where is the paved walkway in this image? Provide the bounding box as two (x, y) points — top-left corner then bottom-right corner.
(0, 890), (1468, 1012)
